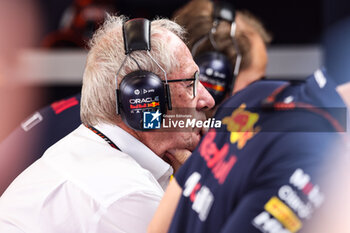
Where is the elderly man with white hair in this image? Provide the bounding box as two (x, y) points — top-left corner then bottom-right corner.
(0, 15), (214, 233)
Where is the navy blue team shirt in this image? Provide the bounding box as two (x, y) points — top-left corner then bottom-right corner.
(0, 94), (81, 195)
(169, 70), (347, 233)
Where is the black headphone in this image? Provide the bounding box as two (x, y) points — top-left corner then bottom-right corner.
(192, 1), (242, 105)
(115, 18), (172, 131)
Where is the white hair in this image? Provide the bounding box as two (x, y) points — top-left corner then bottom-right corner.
(81, 15), (186, 125)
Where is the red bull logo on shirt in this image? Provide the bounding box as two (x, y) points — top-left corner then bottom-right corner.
(289, 168), (324, 208)
(199, 130), (237, 185)
(222, 103), (260, 149)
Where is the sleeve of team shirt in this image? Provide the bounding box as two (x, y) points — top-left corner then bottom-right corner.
(0, 94), (81, 195)
(219, 132), (342, 233)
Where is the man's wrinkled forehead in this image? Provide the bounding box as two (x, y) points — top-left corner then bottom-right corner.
(175, 42), (199, 75)
(153, 28), (197, 73)
(152, 28), (184, 47)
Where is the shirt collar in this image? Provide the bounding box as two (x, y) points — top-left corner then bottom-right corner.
(94, 123), (173, 184)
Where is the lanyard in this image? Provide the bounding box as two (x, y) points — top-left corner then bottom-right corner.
(85, 124), (121, 151)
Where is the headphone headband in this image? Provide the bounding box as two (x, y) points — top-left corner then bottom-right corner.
(213, 2), (236, 23)
(123, 18), (151, 54)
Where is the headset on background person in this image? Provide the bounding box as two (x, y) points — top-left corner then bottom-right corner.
(192, 1), (242, 105)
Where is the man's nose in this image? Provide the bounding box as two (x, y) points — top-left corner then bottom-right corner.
(196, 82), (215, 110)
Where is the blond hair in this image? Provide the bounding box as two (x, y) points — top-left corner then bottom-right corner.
(173, 0), (271, 70)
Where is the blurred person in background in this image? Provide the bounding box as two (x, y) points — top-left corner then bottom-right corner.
(166, 0), (272, 164)
(0, 15), (214, 232)
(302, 15), (350, 233)
(173, 0), (271, 110)
(149, 53), (348, 233)
(0, 0), (44, 193)
(0, 0), (112, 195)
(148, 1), (349, 233)
(0, 0), (43, 140)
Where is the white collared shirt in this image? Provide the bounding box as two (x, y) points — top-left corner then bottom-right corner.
(0, 124), (173, 233)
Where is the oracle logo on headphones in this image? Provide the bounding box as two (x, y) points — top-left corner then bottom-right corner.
(129, 96), (159, 104)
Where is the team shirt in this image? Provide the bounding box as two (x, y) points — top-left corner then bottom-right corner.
(169, 70), (347, 233)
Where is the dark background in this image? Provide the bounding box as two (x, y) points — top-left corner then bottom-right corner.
(36, 0), (350, 102)
(37, 0), (350, 45)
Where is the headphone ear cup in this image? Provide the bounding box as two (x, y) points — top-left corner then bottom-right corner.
(118, 70), (166, 130)
(195, 51), (234, 105)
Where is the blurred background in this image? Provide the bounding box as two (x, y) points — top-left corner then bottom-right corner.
(0, 0), (350, 141)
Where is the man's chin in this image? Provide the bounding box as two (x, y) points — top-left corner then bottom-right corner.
(190, 129), (202, 151)
(160, 130), (202, 168)
(163, 148), (193, 173)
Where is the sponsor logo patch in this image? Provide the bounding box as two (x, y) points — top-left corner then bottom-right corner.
(183, 172), (214, 221)
(264, 196), (302, 233)
(289, 168), (325, 208)
(253, 211), (292, 233)
(21, 112), (43, 132)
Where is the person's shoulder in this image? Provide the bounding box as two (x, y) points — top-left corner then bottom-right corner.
(42, 125), (164, 204)
(43, 124), (139, 173)
(42, 124), (86, 157)
(72, 152), (164, 206)
(221, 80), (289, 108)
